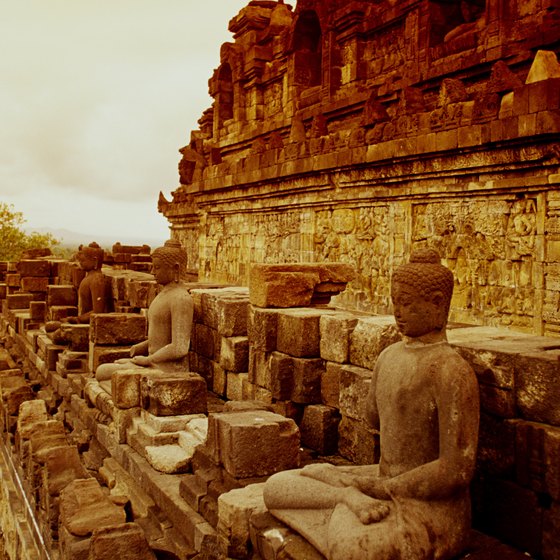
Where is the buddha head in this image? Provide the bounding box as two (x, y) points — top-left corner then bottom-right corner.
(77, 242), (104, 272)
(391, 248), (454, 338)
(151, 239), (188, 285)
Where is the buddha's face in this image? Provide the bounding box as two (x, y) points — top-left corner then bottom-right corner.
(152, 256), (177, 285)
(391, 282), (445, 338)
(77, 251), (98, 272)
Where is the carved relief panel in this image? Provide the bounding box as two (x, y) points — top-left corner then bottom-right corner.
(362, 21), (406, 80)
(412, 197), (539, 330)
(313, 206), (393, 313)
(199, 209), (312, 284)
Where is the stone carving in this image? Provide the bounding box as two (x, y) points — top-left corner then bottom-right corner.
(95, 240), (194, 381)
(442, 0), (486, 50)
(178, 143), (207, 185)
(314, 206), (391, 312)
(412, 198), (538, 328)
(70, 242), (113, 324)
(263, 248), (480, 560)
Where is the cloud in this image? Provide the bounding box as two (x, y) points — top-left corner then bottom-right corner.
(0, 0), (251, 238)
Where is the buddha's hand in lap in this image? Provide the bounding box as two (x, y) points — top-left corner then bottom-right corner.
(301, 463), (350, 487)
(351, 475), (391, 500)
(114, 358), (133, 365)
(131, 355), (151, 366)
(342, 486), (391, 525)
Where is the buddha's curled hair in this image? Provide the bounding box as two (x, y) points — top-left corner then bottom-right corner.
(392, 248), (454, 305)
(152, 239), (188, 279)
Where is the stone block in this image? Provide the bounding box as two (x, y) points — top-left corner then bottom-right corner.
(89, 344), (131, 373)
(5, 273), (20, 287)
(319, 312), (359, 363)
(198, 289), (220, 330)
(277, 308), (323, 358)
(16, 400), (48, 459)
(179, 473), (207, 511)
(212, 361), (227, 396)
(29, 301), (47, 322)
(322, 362), (342, 408)
(525, 49), (560, 84)
(43, 445), (90, 497)
(141, 408), (205, 432)
(515, 419), (560, 501)
(217, 295), (249, 336)
(127, 280), (157, 309)
(6, 292), (34, 310)
(17, 259), (51, 277)
(543, 501), (560, 560)
(478, 384), (516, 418)
(47, 284), (77, 307)
(49, 305), (78, 322)
(112, 370), (143, 409)
(140, 371), (207, 416)
(44, 342), (66, 371)
(226, 372), (246, 401)
(477, 414), (516, 477)
(20, 276), (49, 293)
(249, 263), (354, 308)
(0, 376), (34, 416)
(250, 510), (327, 559)
(516, 351), (560, 426)
(338, 416), (379, 465)
(473, 477), (543, 558)
(192, 323), (217, 359)
(536, 109), (560, 134)
(220, 336), (249, 372)
(194, 354), (214, 388)
(144, 444), (192, 474)
(213, 410), (299, 478)
(58, 525), (89, 560)
(269, 351), (294, 400)
(291, 357), (324, 404)
(90, 313), (147, 345)
(59, 478), (126, 537)
(58, 323), (90, 352)
(247, 306), (279, 352)
(339, 364), (373, 420)
(88, 523), (156, 560)
(217, 483), (267, 559)
(349, 316), (401, 370)
(248, 349), (268, 387)
(300, 404), (340, 455)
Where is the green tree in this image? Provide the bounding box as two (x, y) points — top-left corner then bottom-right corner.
(0, 202), (59, 261)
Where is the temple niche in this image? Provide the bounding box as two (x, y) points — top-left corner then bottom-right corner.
(161, 0), (560, 337)
(291, 9), (322, 88)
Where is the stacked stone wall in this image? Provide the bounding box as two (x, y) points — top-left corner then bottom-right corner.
(0, 252), (559, 558)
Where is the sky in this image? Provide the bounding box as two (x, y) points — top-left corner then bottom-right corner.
(0, 0), (254, 246)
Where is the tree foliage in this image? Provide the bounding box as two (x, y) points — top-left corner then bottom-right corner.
(0, 202), (59, 261)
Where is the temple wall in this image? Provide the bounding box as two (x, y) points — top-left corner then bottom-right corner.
(0, 255), (559, 558)
(161, 0), (560, 337)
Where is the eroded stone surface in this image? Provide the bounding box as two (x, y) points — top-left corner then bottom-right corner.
(263, 250), (480, 559)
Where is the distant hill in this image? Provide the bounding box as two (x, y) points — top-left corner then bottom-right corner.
(26, 227), (166, 252)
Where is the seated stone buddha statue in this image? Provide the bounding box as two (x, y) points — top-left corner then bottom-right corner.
(95, 239), (194, 381)
(263, 248), (480, 560)
(71, 242), (113, 323)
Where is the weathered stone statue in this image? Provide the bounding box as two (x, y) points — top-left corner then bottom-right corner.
(69, 242), (113, 323)
(263, 248), (480, 560)
(95, 239), (193, 380)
